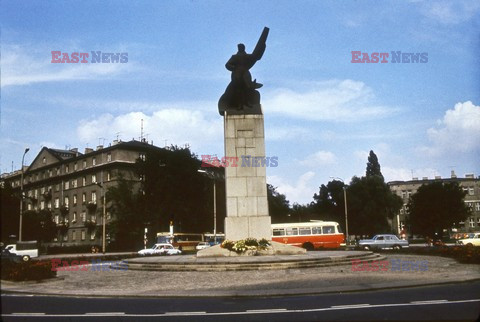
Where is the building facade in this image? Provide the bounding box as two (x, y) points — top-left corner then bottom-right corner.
(1, 140), (161, 247)
(388, 172), (480, 236)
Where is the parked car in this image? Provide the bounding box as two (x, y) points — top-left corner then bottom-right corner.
(138, 243), (182, 256)
(5, 241), (39, 261)
(1, 248), (23, 263)
(196, 242), (211, 250)
(456, 233), (480, 247)
(357, 234), (409, 250)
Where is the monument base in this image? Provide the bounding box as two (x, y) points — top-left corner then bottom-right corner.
(225, 215), (271, 241)
(196, 241), (306, 258)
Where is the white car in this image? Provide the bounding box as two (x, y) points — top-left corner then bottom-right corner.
(457, 233), (480, 247)
(196, 242), (211, 250)
(138, 243), (182, 256)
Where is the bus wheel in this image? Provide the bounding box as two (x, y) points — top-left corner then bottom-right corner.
(363, 245), (370, 251)
(393, 245), (401, 250)
(302, 242), (314, 251)
(22, 255), (30, 262)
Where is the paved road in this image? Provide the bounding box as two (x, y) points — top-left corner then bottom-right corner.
(2, 281), (479, 321)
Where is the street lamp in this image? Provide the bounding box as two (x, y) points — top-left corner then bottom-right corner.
(19, 147), (30, 242)
(198, 169), (216, 243)
(330, 177), (349, 246)
(96, 177), (107, 254)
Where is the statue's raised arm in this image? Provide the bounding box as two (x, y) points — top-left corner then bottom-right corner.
(219, 27), (270, 115)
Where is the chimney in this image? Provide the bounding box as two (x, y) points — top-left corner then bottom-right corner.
(85, 148), (93, 154)
(96, 145), (103, 151)
(422, 177), (428, 180)
(451, 170), (457, 178)
(465, 173), (474, 179)
(435, 176), (441, 180)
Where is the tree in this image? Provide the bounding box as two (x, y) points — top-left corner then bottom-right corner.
(22, 209), (57, 243)
(347, 175), (402, 236)
(1, 185), (20, 242)
(267, 184), (290, 223)
(312, 180), (346, 226)
(407, 182), (470, 238)
(366, 150), (383, 179)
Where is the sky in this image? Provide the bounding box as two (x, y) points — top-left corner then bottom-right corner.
(1, 0), (479, 205)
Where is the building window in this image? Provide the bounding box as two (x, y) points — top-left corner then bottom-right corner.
(92, 157), (96, 166)
(81, 230), (86, 241)
(81, 211), (86, 222)
(107, 153), (112, 162)
(477, 218), (480, 226)
(55, 184), (60, 192)
(54, 198), (60, 209)
(72, 179), (77, 188)
(469, 218), (475, 228)
(65, 181), (70, 190)
(90, 214), (96, 223)
(64, 197), (69, 208)
(91, 191), (97, 204)
(47, 201), (52, 209)
(54, 215), (59, 224)
(56, 168), (60, 175)
(468, 188), (474, 195)
(83, 160), (87, 168)
(40, 201), (45, 210)
(82, 177), (87, 186)
(476, 203), (480, 212)
(74, 162), (78, 171)
(42, 157), (46, 164)
(63, 234), (68, 241)
(139, 153), (146, 161)
(107, 171), (111, 181)
(65, 165), (69, 173)
(90, 231), (95, 240)
(72, 230), (76, 241)
(72, 212), (77, 223)
(92, 174), (97, 184)
(82, 193), (86, 203)
(41, 186), (45, 194)
(73, 195), (77, 206)
(49, 169), (53, 177)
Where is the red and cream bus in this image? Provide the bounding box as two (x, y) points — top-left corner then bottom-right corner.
(271, 221), (345, 250)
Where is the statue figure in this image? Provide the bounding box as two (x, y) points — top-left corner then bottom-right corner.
(218, 27), (269, 115)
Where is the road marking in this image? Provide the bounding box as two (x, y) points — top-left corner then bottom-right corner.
(246, 308), (288, 313)
(164, 311), (207, 315)
(85, 312), (125, 315)
(3, 299), (479, 318)
(331, 304), (370, 308)
(411, 300), (448, 304)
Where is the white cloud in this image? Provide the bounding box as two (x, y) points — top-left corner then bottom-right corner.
(2, 45), (134, 87)
(77, 109), (223, 152)
(421, 101), (480, 156)
(263, 80), (398, 122)
(298, 151), (336, 167)
(268, 171), (316, 205)
(419, 1), (480, 24)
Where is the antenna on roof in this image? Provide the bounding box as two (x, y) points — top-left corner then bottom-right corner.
(140, 119), (144, 142)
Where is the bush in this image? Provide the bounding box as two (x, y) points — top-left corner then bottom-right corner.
(1, 260), (56, 281)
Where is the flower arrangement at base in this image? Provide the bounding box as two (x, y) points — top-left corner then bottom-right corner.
(221, 238), (271, 254)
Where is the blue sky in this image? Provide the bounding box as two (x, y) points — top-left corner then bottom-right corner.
(1, 0), (479, 204)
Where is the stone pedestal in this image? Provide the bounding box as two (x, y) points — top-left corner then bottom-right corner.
(224, 110), (271, 240)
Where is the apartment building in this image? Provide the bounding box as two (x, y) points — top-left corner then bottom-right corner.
(1, 139), (161, 247)
(388, 171), (480, 235)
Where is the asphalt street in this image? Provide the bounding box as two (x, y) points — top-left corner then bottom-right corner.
(2, 281), (480, 321)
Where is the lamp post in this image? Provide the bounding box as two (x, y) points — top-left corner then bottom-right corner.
(96, 179), (107, 254)
(198, 170), (216, 243)
(331, 177), (349, 245)
(19, 147), (30, 242)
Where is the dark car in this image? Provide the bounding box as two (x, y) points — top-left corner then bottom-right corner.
(1, 248), (23, 263)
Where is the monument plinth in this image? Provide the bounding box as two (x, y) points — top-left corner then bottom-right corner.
(224, 109), (271, 240)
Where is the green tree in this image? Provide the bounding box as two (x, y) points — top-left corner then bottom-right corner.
(267, 184), (290, 223)
(366, 150), (383, 179)
(312, 180), (346, 227)
(0, 185), (20, 242)
(407, 182), (470, 238)
(347, 175), (402, 236)
(22, 209), (57, 243)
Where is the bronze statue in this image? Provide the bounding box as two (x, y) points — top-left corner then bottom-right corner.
(218, 27), (269, 115)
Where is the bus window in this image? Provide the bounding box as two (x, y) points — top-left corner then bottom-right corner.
(312, 227), (322, 235)
(299, 227), (311, 235)
(322, 226), (334, 234)
(273, 229), (285, 236)
(286, 227), (298, 236)
(336, 225), (343, 233)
